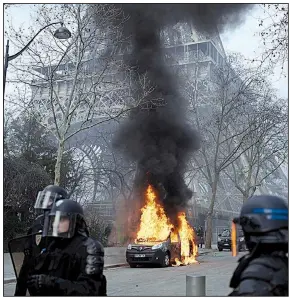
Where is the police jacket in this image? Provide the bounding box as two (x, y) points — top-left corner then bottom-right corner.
(229, 251), (288, 296)
(14, 215), (45, 296)
(26, 234), (106, 296)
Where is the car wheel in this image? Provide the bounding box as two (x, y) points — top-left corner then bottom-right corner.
(162, 252), (170, 267)
(218, 247), (223, 251)
(129, 263), (137, 268)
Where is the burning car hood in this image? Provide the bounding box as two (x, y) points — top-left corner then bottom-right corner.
(133, 242), (162, 247)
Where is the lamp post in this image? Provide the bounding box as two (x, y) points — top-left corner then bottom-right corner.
(3, 22), (71, 96)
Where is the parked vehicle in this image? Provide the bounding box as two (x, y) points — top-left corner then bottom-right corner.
(217, 229), (246, 252)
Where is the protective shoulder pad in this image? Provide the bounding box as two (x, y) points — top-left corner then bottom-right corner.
(237, 278), (271, 296)
(241, 255), (288, 292)
(251, 255), (285, 270)
(253, 256), (288, 295)
(83, 237), (104, 276)
(239, 256), (288, 296)
(241, 258), (275, 282)
(84, 237), (104, 255)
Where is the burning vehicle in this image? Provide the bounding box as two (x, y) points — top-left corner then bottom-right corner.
(111, 4), (253, 269)
(126, 231), (182, 267)
(126, 185), (198, 268)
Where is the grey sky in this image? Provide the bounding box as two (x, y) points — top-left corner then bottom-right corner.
(4, 4), (288, 99)
(220, 4), (288, 99)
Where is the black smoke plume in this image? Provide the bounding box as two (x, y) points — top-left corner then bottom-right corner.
(112, 4), (253, 223)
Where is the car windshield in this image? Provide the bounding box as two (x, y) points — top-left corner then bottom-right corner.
(221, 230), (230, 237)
(136, 238), (165, 243)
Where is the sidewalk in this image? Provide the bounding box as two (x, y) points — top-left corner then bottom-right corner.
(199, 244), (218, 255)
(4, 245), (217, 284)
(4, 254), (128, 284)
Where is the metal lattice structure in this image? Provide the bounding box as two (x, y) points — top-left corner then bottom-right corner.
(30, 18), (287, 217)
(161, 22), (287, 218)
(70, 144), (102, 202)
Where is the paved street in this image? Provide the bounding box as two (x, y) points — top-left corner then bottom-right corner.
(4, 251), (243, 296)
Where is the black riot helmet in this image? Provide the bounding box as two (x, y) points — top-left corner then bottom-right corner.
(232, 195), (288, 253)
(48, 199), (85, 238)
(34, 185), (68, 210)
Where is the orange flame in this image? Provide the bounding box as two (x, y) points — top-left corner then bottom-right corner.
(136, 185), (173, 242)
(136, 185), (198, 265)
(231, 221), (237, 257)
(177, 212), (199, 264)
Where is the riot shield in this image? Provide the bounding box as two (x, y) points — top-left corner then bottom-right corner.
(8, 233), (42, 296)
(8, 233), (41, 278)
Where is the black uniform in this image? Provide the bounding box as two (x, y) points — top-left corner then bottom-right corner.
(229, 195), (288, 296)
(14, 215), (46, 296)
(27, 235), (106, 296)
(14, 185), (68, 296)
(26, 199), (107, 296)
(229, 251), (288, 296)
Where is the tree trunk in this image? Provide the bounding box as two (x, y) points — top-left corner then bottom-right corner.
(205, 214), (213, 249)
(54, 138), (65, 186)
(243, 164), (253, 203)
(205, 178), (218, 249)
(242, 193), (248, 203)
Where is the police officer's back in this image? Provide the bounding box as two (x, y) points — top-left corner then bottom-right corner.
(26, 199), (106, 296)
(229, 195), (288, 296)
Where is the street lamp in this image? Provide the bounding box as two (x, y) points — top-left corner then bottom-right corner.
(3, 22), (71, 96)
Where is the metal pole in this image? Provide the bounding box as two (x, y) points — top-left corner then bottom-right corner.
(186, 275), (206, 296)
(3, 21), (68, 99)
(3, 40), (9, 96)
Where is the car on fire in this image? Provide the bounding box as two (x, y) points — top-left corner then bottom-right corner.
(217, 229), (246, 252)
(126, 231), (192, 268)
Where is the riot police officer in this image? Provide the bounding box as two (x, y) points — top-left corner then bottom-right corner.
(229, 195), (288, 296)
(31, 185), (69, 236)
(14, 185), (68, 296)
(26, 199), (107, 296)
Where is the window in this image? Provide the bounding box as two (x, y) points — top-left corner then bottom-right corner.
(221, 230), (230, 237)
(175, 45), (184, 55)
(210, 43), (218, 63)
(188, 44), (197, 51)
(199, 42), (209, 56)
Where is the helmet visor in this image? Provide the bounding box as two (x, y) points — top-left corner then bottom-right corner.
(48, 211), (77, 238)
(34, 191), (63, 210)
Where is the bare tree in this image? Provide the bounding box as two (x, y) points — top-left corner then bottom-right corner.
(224, 95), (288, 201)
(5, 4), (150, 186)
(182, 54), (275, 248)
(256, 4), (288, 72)
(84, 207), (112, 246)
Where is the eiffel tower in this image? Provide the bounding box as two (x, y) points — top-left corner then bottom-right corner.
(159, 20), (287, 233)
(30, 17), (287, 227)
